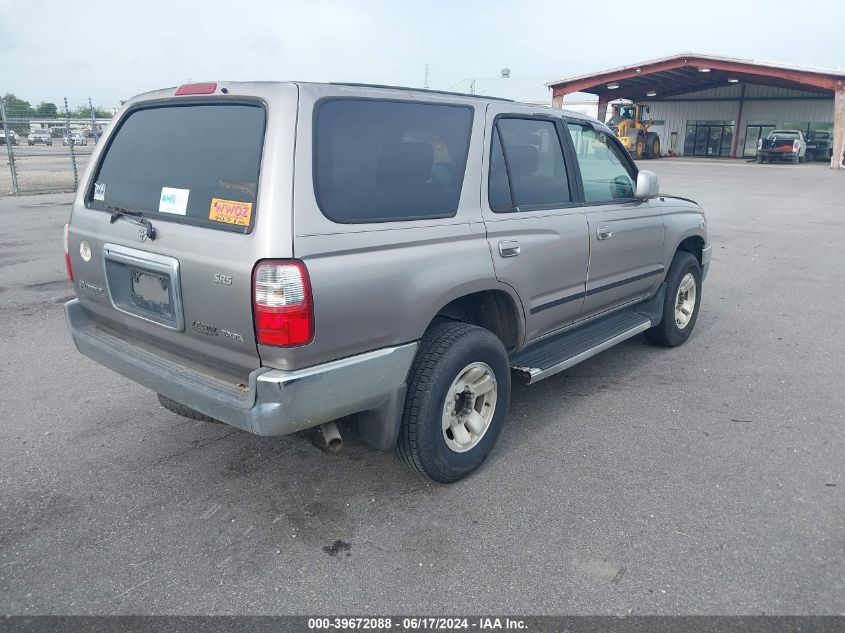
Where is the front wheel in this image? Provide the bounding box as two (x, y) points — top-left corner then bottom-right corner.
(395, 322), (511, 483)
(645, 251), (702, 347)
(634, 137), (645, 160)
(804, 150), (814, 163)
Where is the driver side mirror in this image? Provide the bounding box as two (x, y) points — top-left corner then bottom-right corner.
(635, 170), (659, 199)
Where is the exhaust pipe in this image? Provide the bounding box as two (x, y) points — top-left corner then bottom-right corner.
(319, 421), (343, 453)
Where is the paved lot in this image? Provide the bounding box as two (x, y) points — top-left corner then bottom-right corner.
(1, 161), (843, 615)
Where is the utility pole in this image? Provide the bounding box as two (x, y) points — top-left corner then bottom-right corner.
(424, 64), (430, 89)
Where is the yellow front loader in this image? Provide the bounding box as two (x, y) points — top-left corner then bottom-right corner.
(607, 103), (661, 159)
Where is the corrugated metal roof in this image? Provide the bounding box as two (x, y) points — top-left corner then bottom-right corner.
(546, 52), (845, 88)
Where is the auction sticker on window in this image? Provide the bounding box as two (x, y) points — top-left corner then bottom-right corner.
(209, 198), (253, 226)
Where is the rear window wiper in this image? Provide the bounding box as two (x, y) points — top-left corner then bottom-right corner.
(103, 204), (157, 241)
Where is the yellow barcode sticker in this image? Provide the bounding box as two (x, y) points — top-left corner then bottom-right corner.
(209, 198), (253, 226)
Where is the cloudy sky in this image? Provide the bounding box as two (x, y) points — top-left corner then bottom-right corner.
(2, 0), (842, 108)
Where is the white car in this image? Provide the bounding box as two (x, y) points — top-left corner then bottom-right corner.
(0, 129), (20, 145)
(28, 129), (53, 146)
(63, 132), (87, 147)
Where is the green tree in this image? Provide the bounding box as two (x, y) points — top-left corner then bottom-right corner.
(1, 94), (34, 134)
(2, 93), (34, 117)
(72, 104), (112, 119)
(35, 102), (59, 118)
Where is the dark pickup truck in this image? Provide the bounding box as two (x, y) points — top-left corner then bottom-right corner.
(757, 130), (807, 164)
(806, 131), (833, 162)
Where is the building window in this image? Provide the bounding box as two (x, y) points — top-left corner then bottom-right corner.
(783, 121), (834, 139)
(742, 123), (776, 158)
(683, 120), (736, 157)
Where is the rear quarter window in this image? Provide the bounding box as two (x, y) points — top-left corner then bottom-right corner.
(89, 103), (265, 233)
(313, 99), (473, 223)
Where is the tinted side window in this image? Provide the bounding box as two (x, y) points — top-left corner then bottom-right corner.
(494, 118), (570, 209)
(567, 123), (636, 202)
(314, 100), (473, 223)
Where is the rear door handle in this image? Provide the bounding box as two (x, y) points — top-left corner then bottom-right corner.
(596, 226), (613, 240)
(498, 240), (521, 257)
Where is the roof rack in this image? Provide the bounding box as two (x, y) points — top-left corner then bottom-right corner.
(327, 82), (515, 102)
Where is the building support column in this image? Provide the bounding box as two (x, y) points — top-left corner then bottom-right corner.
(832, 84), (845, 169)
(597, 97), (608, 124)
(552, 90), (564, 109)
(730, 84), (746, 158)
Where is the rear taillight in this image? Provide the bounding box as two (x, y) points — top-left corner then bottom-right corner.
(757, 138), (763, 150)
(253, 260), (313, 346)
(793, 140), (800, 152)
(64, 223), (74, 281)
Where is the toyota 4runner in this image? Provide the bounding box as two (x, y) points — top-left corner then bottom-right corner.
(64, 81), (710, 482)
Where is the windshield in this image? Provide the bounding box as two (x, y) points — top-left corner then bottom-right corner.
(89, 103), (265, 233)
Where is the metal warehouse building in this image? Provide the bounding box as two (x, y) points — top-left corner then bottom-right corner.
(547, 53), (845, 168)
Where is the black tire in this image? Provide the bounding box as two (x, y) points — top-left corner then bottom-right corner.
(395, 322), (511, 483)
(645, 251), (702, 348)
(633, 133), (645, 160)
(157, 393), (223, 424)
(756, 154), (763, 164)
(804, 150), (814, 163)
(645, 133), (660, 158)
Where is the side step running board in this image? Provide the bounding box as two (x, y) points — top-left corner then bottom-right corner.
(510, 310), (652, 384)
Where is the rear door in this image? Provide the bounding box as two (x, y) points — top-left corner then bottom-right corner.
(68, 89), (296, 381)
(481, 105), (589, 343)
(565, 120), (665, 319)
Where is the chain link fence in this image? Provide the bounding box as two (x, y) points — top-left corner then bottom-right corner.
(1, 96), (115, 196)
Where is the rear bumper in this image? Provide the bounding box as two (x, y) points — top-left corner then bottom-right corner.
(65, 299), (418, 436)
(758, 151), (798, 159)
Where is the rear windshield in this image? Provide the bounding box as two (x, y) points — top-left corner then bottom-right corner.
(314, 99), (473, 223)
(89, 103), (265, 233)
(771, 131), (799, 138)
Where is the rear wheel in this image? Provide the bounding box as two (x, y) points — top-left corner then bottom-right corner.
(395, 322), (511, 483)
(756, 154), (763, 164)
(157, 394), (223, 424)
(645, 251), (702, 348)
(804, 150), (814, 163)
(645, 134), (660, 158)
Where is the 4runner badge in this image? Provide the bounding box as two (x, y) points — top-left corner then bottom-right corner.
(192, 321), (218, 336)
